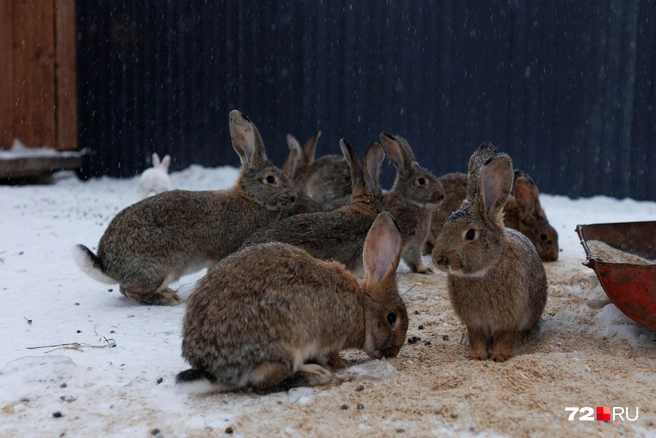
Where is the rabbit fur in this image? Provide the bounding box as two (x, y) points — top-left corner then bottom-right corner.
(136, 153), (172, 200)
(284, 132), (352, 208)
(241, 139), (386, 276)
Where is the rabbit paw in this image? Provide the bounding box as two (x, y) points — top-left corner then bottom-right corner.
(467, 346), (489, 361)
(298, 364), (332, 378)
(123, 287), (184, 306)
(410, 262), (433, 274)
(491, 350), (513, 362)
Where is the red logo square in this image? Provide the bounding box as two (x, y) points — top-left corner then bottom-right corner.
(596, 406), (611, 421)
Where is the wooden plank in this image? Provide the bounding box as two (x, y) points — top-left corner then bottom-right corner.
(55, 0), (78, 150)
(13, 0), (56, 149)
(0, 155), (81, 178)
(0, 0), (13, 149)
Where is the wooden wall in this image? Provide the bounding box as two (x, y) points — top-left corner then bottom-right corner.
(0, 0), (77, 151)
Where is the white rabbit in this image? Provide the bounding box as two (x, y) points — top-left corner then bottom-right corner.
(136, 153), (172, 200)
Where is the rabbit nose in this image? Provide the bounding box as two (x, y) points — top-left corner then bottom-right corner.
(435, 256), (450, 267)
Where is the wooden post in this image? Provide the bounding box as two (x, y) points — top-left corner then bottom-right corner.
(13, 1), (56, 149)
(0, 0), (13, 150)
(55, 0), (78, 151)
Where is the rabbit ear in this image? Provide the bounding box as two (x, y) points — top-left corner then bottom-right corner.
(513, 170), (540, 217)
(379, 133), (416, 175)
(152, 153), (161, 167)
(339, 139), (365, 198)
(363, 212), (402, 287)
(477, 154), (514, 227)
(282, 139), (300, 178)
(161, 155), (171, 169)
(466, 142), (498, 200)
(303, 131), (321, 166)
(379, 133), (407, 173)
(364, 142), (384, 199)
(229, 110), (268, 169)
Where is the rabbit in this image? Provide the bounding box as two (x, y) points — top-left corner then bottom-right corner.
(503, 170), (559, 261)
(285, 132), (352, 208)
(241, 139), (386, 276)
(136, 153), (172, 200)
(379, 132), (445, 274)
(72, 110), (297, 306)
(176, 212), (408, 393)
(424, 171), (559, 261)
(279, 137), (323, 217)
(431, 143), (548, 362)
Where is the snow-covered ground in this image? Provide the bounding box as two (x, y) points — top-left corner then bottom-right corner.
(1, 166), (655, 437)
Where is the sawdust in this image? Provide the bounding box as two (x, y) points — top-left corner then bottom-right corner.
(586, 240), (656, 265)
(174, 261), (656, 437)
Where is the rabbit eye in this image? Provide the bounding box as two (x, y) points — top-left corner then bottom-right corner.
(417, 177), (427, 186)
(265, 175), (277, 184)
(464, 229), (476, 241)
(386, 312), (397, 326)
(540, 233), (548, 241)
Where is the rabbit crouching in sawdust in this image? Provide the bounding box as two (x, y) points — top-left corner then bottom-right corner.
(176, 212), (408, 393)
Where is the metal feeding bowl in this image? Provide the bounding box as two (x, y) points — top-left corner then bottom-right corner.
(577, 221), (656, 331)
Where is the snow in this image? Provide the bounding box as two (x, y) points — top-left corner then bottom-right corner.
(1, 165), (655, 436)
(0, 140), (81, 160)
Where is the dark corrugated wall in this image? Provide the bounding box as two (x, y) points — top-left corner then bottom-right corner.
(76, 0), (656, 200)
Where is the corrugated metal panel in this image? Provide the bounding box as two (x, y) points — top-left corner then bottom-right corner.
(76, 0), (656, 200)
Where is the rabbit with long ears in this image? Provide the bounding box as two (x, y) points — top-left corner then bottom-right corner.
(379, 133), (445, 274)
(503, 170), (559, 261)
(284, 132), (352, 208)
(136, 153), (172, 200)
(176, 212), (408, 393)
(432, 144), (547, 362)
(72, 110), (297, 306)
(241, 140), (385, 275)
(424, 169), (559, 261)
(279, 139), (322, 217)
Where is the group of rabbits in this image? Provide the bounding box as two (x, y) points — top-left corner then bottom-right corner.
(72, 110), (557, 393)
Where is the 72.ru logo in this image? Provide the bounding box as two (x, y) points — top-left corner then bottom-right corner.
(566, 407), (639, 421)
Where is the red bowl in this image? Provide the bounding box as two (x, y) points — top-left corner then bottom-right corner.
(576, 221), (656, 331)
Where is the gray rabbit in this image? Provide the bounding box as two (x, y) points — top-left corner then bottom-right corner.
(72, 110), (297, 305)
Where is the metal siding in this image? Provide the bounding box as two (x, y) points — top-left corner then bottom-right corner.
(76, 0), (656, 200)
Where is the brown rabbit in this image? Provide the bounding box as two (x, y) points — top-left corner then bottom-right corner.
(72, 110), (297, 306)
(379, 132), (445, 273)
(503, 170), (559, 261)
(280, 136), (322, 217)
(284, 132), (352, 208)
(424, 171), (559, 261)
(176, 212), (408, 393)
(241, 140), (385, 275)
(432, 143), (548, 362)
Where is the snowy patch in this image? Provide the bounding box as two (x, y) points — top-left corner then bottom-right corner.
(0, 139), (82, 159)
(338, 359), (399, 381)
(597, 304), (656, 348)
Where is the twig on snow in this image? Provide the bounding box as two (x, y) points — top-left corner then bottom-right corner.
(26, 337), (116, 353)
